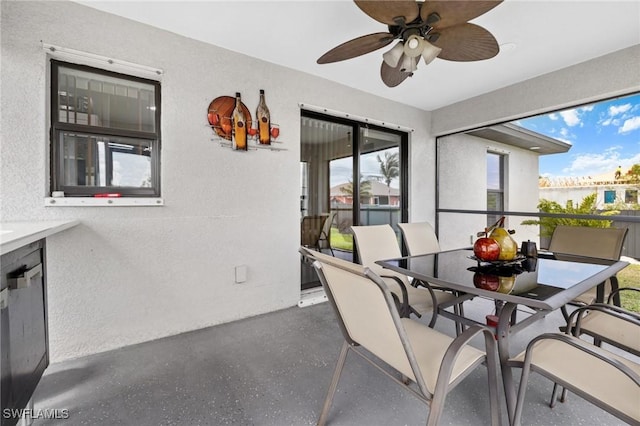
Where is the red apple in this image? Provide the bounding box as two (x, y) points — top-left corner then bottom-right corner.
(473, 272), (500, 291)
(473, 237), (501, 261)
(207, 112), (220, 126)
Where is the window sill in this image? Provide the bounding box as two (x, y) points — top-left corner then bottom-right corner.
(44, 197), (164, 207)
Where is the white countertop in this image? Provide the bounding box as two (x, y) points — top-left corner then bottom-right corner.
(0, 220), (80, 255)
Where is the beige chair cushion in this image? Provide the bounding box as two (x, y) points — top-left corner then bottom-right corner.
(548, 226), (627, 260)
(317, 259), (486, 396)
(548, 226), (627, 305)
(579, 310), (640, 353)
(398, 222), (441, 256)
(512, 336), (640, 421)
(351, 224), (456, 314)
(318, 260), (415, 379)
(352, 225), (408, 282)
(402, 318), (485, 393)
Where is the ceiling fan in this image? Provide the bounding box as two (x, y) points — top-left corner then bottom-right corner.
(317, 1), (503, 87)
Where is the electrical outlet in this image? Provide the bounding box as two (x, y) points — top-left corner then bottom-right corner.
(235, 265), (247, 283)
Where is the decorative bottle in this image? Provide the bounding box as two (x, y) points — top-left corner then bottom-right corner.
(232, 92), (247, 150)
(256, 89), (271, 145)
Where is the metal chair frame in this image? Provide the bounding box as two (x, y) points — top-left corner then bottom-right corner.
(305, 247), (502, 426)
(513, 306), (640, 425)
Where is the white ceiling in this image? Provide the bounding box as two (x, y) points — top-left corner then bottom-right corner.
(76, 1), (640, 111)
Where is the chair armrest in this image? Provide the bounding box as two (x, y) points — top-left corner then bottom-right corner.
(381, 274), (411, 317)
(432, 324), (499, 404)
(587, 302), (640, 320)
(437, 325), (498, 382)
(523, 333), (640, 386)
(568, 304), (640, 336)
(607, 286), (640, 304)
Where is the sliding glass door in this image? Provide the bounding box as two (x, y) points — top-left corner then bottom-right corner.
(300, 110), (408, 289)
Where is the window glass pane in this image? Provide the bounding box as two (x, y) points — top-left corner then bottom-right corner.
(60, 132), (153, 188)
(625, 190), (638, 204)
(58, 66), (156, 132)
(604, 190), (616, 204)
(300, 162), (309, 216)
(359, 127), (401, 238)
(487, 152), (504, 226)
(487, 192), (503, 225)
(487, 153), (502, 190)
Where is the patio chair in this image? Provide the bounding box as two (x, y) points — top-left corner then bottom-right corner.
(550, 287), (640, 407)
(317, 212), (335, 256)
(547, 225), (628, 320)
(311, 252), (501, 426)
(398, 221), (441, 256)
(512, 305), (640, 425)
(301, 215), (330, 252)
(351, 224), (457, 325)
(398, 221), (468, 334)
(572, 287), (640, 354)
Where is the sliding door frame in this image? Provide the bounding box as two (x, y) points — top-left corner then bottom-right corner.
(301, 109), (409, 260)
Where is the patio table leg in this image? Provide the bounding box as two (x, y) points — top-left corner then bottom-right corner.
(496, 302), (518, 425)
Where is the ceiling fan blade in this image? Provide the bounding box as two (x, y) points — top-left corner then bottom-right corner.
(431, 23), (499, 62)
(355, 0), (420, 26)
(317, 32), (395, 64)
(380, 59), (412, 87)
(421, 1), (502, 29)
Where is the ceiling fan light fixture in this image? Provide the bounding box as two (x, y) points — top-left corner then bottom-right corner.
(421, 40), (442, 65)
(382, 41), (405, 68)
(399, 54), (418, 73)
(403, 34), (424, 58)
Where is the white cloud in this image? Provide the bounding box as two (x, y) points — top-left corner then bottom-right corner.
(548, 113), (558, 121)
(561, 151), (640, 176)
(609, 103), (632, 116)
(579, 105), (594, 112)
(619, 116), (640, 134)
(559, 109), (581, 126)
(600, 117), (623, 127)
(558, 128), (575, 140)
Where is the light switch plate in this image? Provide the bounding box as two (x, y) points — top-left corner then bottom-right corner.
(235, 265), (247, 283)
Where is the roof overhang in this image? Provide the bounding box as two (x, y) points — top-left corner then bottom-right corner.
(467, 123), (571, 155)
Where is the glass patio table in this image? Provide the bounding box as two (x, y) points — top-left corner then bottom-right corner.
(376, 248), (629, 423)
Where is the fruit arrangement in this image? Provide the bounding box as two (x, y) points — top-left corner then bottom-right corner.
(473, 216), (518, 261)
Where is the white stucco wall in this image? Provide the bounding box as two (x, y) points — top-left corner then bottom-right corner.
(2, 1), (638, 363)
(540, 185), (640, 209)
(437, 134), (540, 250)
(0, 1), (433, 361)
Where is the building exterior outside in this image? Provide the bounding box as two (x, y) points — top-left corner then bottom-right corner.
(539, 171), (640, 209)
(330, 180), (400, 206)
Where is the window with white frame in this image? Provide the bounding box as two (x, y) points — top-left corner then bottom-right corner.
(50, 60), (161, 197)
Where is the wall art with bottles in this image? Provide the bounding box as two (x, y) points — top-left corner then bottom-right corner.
(207, 90), (285, 151)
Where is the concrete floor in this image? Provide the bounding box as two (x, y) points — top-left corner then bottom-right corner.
(32, 296), (629, 426)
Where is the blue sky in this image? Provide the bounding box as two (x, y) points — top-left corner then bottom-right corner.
(514, 92), (640, 179)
